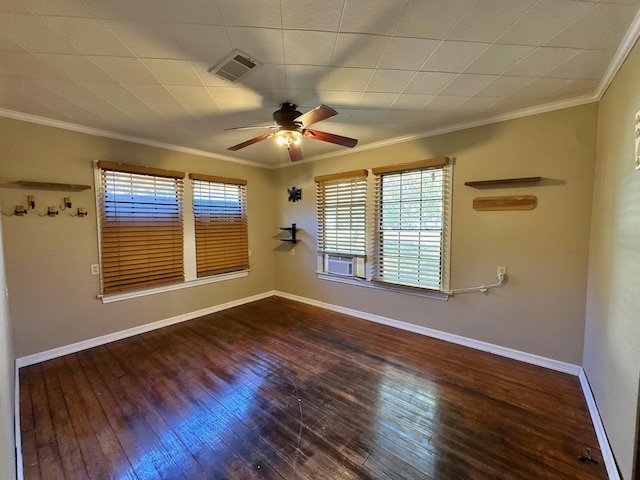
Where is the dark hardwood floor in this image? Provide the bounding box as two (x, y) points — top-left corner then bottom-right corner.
(19, 296), (607, 479)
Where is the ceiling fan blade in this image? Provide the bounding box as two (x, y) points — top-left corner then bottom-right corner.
(304, 129), (358, 148)
(227, 133), (273, 151)
(295, 104), (338, 127)
(288, 143), (304, 162)
(224, 124), (275, 132)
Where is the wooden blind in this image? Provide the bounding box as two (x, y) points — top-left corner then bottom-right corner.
(190, 175), (249, 277)
(315, 170), (368, 256)
(373, 161), (451, 290)
(97, 162), (185, 294)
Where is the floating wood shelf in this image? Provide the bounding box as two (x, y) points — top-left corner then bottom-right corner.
(473, 195), (537, 211)
(1, 180), (91, 191)
(465, 177), (541, 188)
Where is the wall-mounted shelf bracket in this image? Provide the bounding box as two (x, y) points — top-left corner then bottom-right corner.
(280, 223), (298, 243)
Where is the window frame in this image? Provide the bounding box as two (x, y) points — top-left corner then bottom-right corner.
(372, 157), (451, 292)
(96, 161), (185, 295)
(315, 170), (368, 278)
(315, 157), (452, 298)
(94, 162), (250, 303)
(189, 173), (250, 278)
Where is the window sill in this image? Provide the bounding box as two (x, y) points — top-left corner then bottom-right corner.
(316, 272), (449, 301)
(98, 270), (249, 304)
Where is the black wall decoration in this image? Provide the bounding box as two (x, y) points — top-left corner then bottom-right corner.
(288, 187), (302, 202)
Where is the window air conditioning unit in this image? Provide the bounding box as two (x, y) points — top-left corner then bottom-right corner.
(326, 255), (356, 277)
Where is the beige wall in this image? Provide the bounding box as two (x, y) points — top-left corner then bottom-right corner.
(584, 39), (640, 479)
(274, 104), (597, 365)
(0, 118), (276, 358)
(0, 100), (610, 476)
(0, 211), (16, 480)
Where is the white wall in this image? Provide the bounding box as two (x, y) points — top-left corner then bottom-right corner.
(0, 205), (16, 480)
(584, 38), (640, 479)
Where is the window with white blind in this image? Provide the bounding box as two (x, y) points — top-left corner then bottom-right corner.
(97, 161), (185, 294)
(372, 157), (451, 291)
(315, 169), (368, 257)
(189, 173), (249, 277)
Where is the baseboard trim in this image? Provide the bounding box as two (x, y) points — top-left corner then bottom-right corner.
(15, 290), (275, 368)
(274, 291), (581, 376)
(579, 369), (621, 480)
(15, 290), (618, 480)
(14, 362), (23, 480)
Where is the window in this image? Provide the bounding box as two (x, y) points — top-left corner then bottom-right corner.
(315, 169), (368, 257)
(190, 173), (249, 278)
(372, 157), (451, 291)
(97, 161), (185, 294)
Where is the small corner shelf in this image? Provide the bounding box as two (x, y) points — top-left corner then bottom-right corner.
(0, 180), (91, 191)
(464, 177), (541, 188)
(280, 223), (299, 243)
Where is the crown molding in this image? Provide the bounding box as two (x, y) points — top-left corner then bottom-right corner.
(0, 108), (269, 169)
(4, 12), (639, 177)
(278, 93), (599, 169)
(596, 4), (640, 99)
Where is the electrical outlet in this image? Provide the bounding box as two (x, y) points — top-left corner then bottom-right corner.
(91, 264), (100, 275)
(497, 266), (507, 276)
(291, 248), (295, 256)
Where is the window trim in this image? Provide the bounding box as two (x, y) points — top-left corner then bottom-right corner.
(93, 161), (250, 303)
(96, 161), (186, 294)
(315, 157), (452, 296)
(189, 173), (249, 278)
(97, 270), (249, 304)
(315, 169), (368, 259)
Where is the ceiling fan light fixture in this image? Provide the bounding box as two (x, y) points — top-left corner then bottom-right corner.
(275, 130), (302, 147)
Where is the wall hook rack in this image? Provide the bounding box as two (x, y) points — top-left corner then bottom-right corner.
(14, 205), (27, 216)
(72, 207), (88, 217)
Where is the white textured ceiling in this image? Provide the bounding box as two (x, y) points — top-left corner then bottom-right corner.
(1, 0), (640, 167)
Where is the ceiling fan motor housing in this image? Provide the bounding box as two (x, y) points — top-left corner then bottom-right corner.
(273, 103), (303, 129)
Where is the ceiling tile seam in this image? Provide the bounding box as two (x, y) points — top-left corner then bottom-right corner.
(24, 53), (140, 119)
(82, 55), (196, 117)
(28, 12), (205, 115)
(277, 0), (288, 102)
(541, 1), (600, 49)
(491, 0), (548, 47)
(82, 85), (167, 127)
(322, 0), (350, 108)
(346, 0), (414, 125)
(408, 0), (497, 105)
(439, 0), (484, 43)
(205, 1), (260, 113)
(15, 0), (100, 20)
(3, 13), (81, 55)
(505, 46), (584, 80)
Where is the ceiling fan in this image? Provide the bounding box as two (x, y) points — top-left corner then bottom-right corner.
(226, 103), (358, 162)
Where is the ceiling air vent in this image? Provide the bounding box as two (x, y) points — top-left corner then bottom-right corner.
(208, 51), (260, 83)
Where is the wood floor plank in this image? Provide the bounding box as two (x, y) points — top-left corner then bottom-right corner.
(40, 360), (89, 480)
(28, 364), (66, 480)
(86, 352), (194, 480)
(20, 296), (607, 479)
(19, 367), (41, 480)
